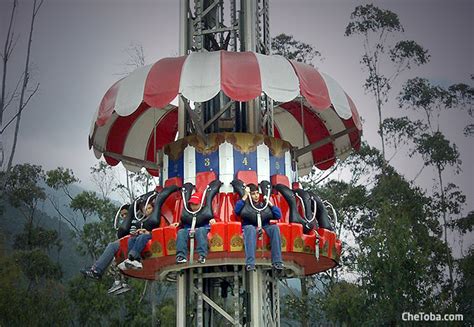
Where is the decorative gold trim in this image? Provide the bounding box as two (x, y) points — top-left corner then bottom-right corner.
(151, 241), (163, 257)
(230, 234), (244, 251)
(293, 237), (304, 253)
(209, 233), (224, 252)
(166, 239), (177, 255)
(163, 133), (292, 160)
(264, 136), (292, 158)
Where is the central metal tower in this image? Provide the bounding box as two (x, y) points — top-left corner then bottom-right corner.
(178, 0), (273, 140)
(174, 1), (281, 326)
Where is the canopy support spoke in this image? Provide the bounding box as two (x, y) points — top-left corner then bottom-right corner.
(203, 100), (234, 130)
(294, 126), (358, 158)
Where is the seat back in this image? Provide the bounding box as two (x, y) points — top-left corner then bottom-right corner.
(271, 174), (290, 188)
(196, 171), (217, 193)
(236, 170), (258, 186)
(165, 177), (183, 188)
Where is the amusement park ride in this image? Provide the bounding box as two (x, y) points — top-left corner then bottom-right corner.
(88, 0), (362, 326)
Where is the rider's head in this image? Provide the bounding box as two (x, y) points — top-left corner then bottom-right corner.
(188, 191), (203, 211)
(141, 202), (154, 217)
(120, 204), (130, 219)
(247, 183), (260, 203)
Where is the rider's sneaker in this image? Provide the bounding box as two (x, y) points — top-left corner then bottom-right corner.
(80, 267), (101, 280)
(125, 259), (143, 270)
(197, 255), (206, 264)
(113, 283), (132, 295)
(272, 263), (284, 271)
(176, 256), (187, 264)
(246, 264), (256, 271)
(107, 280), (123, 294)
(118, 259), (143, 270)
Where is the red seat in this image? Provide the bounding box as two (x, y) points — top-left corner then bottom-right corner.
(292, 182), (301, 190)
(163, 225), (178, 256)
(227, 193), (242, 222)
(208, 222), (227, 252)
(227, 221), (244, 252)
(271, 174), (290, 188)
(165, 177), (183, 188)
(196, 171), (217, 193)
(236, 170), (258, 185)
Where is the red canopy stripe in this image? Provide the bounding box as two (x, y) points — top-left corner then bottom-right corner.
(97, 78), (123, 126)
(145, 107), (179, 163)
(220, 51), (262, 101)
(144, 56), (186, 108)
(105, 102), (150, 159)
(289, 61), (331, 110)
(279, 101), (335, 170)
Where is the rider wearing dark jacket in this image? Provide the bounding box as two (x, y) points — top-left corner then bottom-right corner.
(234, 183), (283, 271)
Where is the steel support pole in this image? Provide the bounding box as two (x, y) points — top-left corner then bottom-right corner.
(248, 268), (263, 327)
(178, 0), (188, 138)
(176, 271), (187, 327)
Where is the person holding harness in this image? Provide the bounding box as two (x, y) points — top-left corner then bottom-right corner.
(175, 191), (216, 264)
(234, 183), (284, 272)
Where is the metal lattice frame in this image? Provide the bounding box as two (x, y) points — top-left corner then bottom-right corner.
(167, 259), (303, 326)
(178, 0), (274, 136)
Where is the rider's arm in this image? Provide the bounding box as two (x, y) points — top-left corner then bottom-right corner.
(271, 206), (282, 220)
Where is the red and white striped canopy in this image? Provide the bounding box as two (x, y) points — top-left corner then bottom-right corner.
(89, 50), (362, 176)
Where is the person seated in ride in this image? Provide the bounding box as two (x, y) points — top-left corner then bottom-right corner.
(80, 204), (132, 283)
(234, 183), (284, 271)
(175, 191), (216, 264)
(117, 201), (155, 270)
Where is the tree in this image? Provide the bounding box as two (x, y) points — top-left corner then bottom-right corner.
(0, 164), (72, 325)
(388, 77), (471, 298)
(271, 34), (322, 66)
(345, 4), (429, 161)
(448, 79), (474, 136)
(1, 0), (44, 170)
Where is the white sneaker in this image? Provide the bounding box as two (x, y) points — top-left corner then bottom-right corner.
(125, 259), (143, 270)
(114, 283), (132, 295)
(107, 280), (123, 294)
(117, 259), (129, 270)
(118, 260), (129, 270)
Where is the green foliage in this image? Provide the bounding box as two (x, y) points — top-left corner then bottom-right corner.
(345, 4), (402, 36)
(345, 5), (429, 160)
(390, 40), (430, 67)
(46, 167), (79, 190)
(357, 172), (449, 323)
(448, 80), (474, 136)
(415, 132), (461, 171)
(13, 224), (61, 251)
(156, 298), (177, 327)
(2, 163), (46, 209)
(78, 220), (116, 260)
(455, 247), (474, 323)
(450, 211), (474, 234)
(67, 276), (121, 326)
(321, 281), (367, 325)
(14, 249), (63, 283)
(271, 33), (322, 65)
(70, 190), (116, 222)
(282, 290), (325, 324)
(382, 116), (426, 149)
(0, 245), (72, 326)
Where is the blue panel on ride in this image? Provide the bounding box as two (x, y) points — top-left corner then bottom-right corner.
(269, 153), (286, 176)
(233, 149), (257, 172)
(196, 150), (219, 174)
(168, 154), (184, 178)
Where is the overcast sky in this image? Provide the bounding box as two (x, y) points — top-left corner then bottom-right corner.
(1, 0), (472, 218)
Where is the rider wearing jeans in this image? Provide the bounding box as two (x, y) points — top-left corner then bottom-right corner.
(234, 183), (283, 271)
